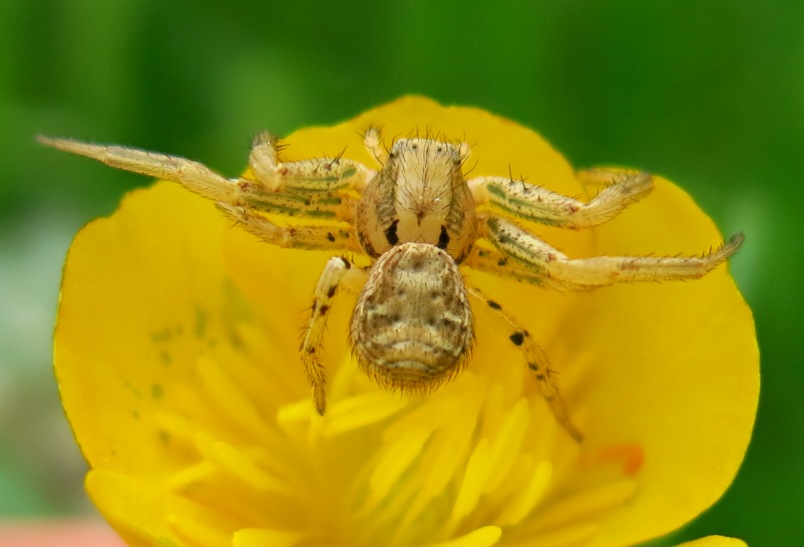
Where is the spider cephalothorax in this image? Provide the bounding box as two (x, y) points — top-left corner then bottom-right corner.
(39, 126), (742, 442)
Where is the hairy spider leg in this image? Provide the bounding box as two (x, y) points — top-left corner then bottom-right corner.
(469, 171), (653, 230)
(467, 286), (583, 442)
(486, 216), (744, 288)
(37, 135), (240, 201)
(301, 256), (366, 414)
(215, 203), (361, 252)
(37, 134), (370, 221)
(464, 246), (573, 292)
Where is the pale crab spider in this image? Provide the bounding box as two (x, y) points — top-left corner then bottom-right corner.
(39, 129), (743, 442)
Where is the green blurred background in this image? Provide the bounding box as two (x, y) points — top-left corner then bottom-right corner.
(1, 0), (801, 544)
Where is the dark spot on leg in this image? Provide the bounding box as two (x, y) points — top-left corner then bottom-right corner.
(327, 286), (337, 298)
(339, 257), (351, 269)
(319, 304), (330, 315)
(487, 300), (502, 310)
(326, 232), (336, 242)
(509, 331), (525, 346)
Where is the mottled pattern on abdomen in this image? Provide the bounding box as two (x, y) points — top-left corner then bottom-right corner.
(350, 242), (474, 391)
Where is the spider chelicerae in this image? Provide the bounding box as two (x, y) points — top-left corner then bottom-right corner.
(39, 127), (742, 442)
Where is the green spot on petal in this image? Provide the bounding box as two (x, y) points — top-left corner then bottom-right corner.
(150, 328), (172, 343)
(122, 379), (142, 398)
(160, 349), (172, 366)
(194, 306), (208, 339)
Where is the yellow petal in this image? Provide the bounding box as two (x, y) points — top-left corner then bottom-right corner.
(55, 182), (242, 475)
(432, 526), (502, 547)
(674, 536), (747, 547)
(233, 528), (300, 547)
(573, 178), (759, 547)
(86, 469), (238, 547)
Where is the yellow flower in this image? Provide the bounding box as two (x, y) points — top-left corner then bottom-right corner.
(54, 97), (758, 547)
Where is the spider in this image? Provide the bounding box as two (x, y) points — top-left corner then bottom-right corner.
(38, 128), (742, 442)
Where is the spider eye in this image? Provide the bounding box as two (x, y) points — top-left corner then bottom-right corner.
(384, 219), (400, 245)
(437, 225), (450, 250)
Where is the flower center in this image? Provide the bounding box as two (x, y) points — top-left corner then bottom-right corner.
(144, 312), (638, 546)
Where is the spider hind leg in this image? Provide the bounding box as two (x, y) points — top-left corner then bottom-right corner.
(467, 287), (583, 443)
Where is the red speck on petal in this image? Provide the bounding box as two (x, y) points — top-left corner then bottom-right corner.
(598, 443), (645, 476)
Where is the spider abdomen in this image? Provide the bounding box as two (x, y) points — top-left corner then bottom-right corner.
(350, 242), (474, 392)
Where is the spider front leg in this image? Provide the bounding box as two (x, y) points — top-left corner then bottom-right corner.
(485, 216), (743, 288)
(38, 132), (371, 221)
(469, 170), (652, 229)
(301, 256), (366, 414)
(467, 287), (583, 442)
(38, 135), (242, 202)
